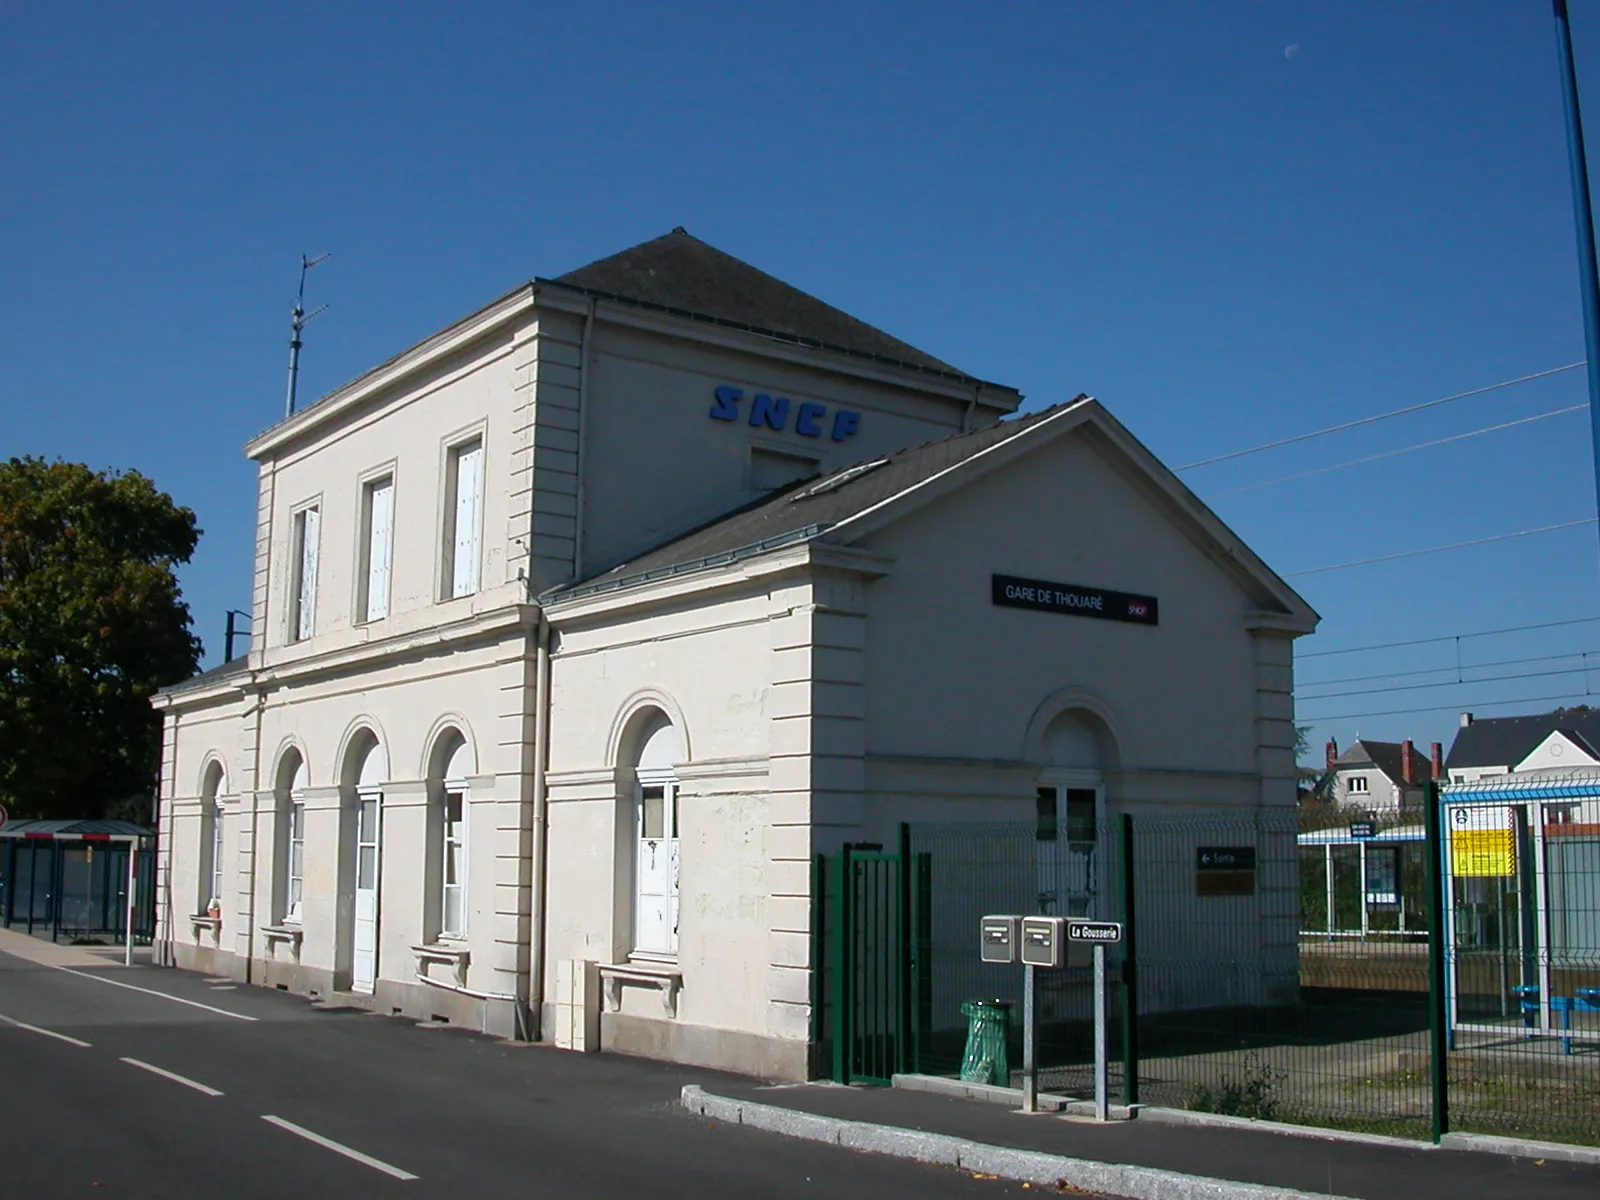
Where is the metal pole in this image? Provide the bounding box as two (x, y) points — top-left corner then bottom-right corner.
(124, 839), (136, 966)
(1119, 813), (1138, 1108)
(1424, 780), (1450, 1142)
(1325, 843), (1336, 938)
(1093, 942), (1109, 1121)
(1022, 963), (1037, 1113)
(1553, 0), (1600, 550)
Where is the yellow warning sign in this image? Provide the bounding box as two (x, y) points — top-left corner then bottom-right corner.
(1451, 828), (1515, 877)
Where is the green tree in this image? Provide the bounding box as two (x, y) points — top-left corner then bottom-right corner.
(0, 458), (202, 822)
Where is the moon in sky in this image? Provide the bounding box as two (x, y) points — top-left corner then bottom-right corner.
(1284, 43), (1301, 59)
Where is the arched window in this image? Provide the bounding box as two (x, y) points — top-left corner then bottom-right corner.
(432, 734), (471, 941)
(632, 718), (682, 959)
(199, 761), (226, 916)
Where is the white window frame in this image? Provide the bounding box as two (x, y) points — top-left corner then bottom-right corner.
(290, 502), (321, 642)
(358, 474), (395, 624)
(285, 798), (306, 924)
(1348, 775), (1370, 795)
(442, 437), (484, 601)
(440, 785), (468, 940)
(632, 770), (680, 960)
(209, 803), (225, 912)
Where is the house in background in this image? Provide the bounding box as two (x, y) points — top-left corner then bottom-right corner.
(1322, 737), (1438, 813)
(1446, 709), (1600, 782)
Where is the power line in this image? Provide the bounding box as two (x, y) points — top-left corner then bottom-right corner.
(1297, 687), (1594, 724)
(1297, 660), (1594, 703)
(1175, 362), (1583, 472)
(1299, 647), (1600, 690)
(1206, 405), (1586, 499)
(1299, 615), (1600, 659)
(1284, 519), (1597, 578)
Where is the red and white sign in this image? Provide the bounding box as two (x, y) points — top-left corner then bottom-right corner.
(0, 804), (8, 830)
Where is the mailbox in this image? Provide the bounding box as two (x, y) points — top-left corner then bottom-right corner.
(980, 915), (1020, 964)
(1020, 916), (1065, 968)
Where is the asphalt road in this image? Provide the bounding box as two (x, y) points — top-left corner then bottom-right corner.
(0, 945), (1032, 1199)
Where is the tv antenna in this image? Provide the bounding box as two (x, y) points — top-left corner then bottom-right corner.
(284, 252), (330, 418)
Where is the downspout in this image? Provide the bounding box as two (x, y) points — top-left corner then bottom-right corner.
(962, 383), (980, 434)
(573, 298), (596, 581)
(527, 609), (554, 1039)
(243, 684), (266, 985)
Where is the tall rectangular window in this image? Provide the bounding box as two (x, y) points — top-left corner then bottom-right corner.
(441, 790), (466, 938)
(359, 477), (394, 622)
(291, 505), (320, 641)
(444, 439), (482, 600)
(285, 801), (305, 923)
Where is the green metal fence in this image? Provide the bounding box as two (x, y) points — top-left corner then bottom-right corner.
(876, 787), (1600, 1148)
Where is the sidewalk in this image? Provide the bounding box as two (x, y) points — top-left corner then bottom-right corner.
(683, 1078), (1600, 1200)
(0, 924), (150, 969)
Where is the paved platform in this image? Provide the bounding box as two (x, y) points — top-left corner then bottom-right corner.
(695, 1077), (1600, 1200)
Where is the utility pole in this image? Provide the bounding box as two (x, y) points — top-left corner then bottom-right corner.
(1553, 1), (1600, 555)
(284, 253), (329, 419)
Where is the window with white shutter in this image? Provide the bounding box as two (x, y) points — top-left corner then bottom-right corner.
(292, 505), (320, 641)
(447, 440), (482, 599)
(362, 478), (393, 622)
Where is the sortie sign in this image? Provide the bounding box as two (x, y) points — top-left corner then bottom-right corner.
(991, 575), (1158, 626)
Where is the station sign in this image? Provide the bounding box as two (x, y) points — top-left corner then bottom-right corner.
(991, 575), (1158, 626)
(1067, 920), (1123, 944)
(1196, 845), (1257, 897)
(708, 384), (862, 442)
(1349, 821), (1377, 840)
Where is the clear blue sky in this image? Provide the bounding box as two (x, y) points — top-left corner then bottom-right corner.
(5, 1), (1600, 766)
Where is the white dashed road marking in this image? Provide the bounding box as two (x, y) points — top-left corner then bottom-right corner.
(0, 1012), (91, 1048)
(261, 1115), (419, 1181)
(51, 966), (258, 1021)
(119, 1057), (225, 1097)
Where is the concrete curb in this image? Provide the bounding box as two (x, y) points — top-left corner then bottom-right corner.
(1440, 1132), (1600, 1167)
(681, 1085), (1358, 1200)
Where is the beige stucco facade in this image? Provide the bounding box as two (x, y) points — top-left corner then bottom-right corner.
(152, 238), (1317, 1079)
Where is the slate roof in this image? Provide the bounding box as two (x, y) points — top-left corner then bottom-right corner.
(552, 399), (1086, 601)
(1446, 708), (1600, 770)
(156, 656), (250, 696)
(542, 227), (981, 382)
(1332, 739), (1430, 788)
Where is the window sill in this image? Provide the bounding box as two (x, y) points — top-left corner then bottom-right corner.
(598, 960), (682, 1017)
(413, 942), (471, 986)
(190, 914), (221, 937)
(260, 924), (303, 952)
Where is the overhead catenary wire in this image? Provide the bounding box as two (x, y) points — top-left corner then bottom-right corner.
(1175, 362), (1584, 472)
(1297, 659), (1594, 703)
(1299, 615), (1600, 659)
(1284, 519), (1598, 577)
(1299, 647), (1600, 691)
(1206, 405), (1587, 499)
(1297, 686), (1595, 724)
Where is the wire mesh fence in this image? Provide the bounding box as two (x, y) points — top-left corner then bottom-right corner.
(898, 791), (1600, 1147)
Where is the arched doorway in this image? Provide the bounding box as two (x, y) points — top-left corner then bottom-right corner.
(1035, 712), (1107, 918)
(345, 735), (387, 993)
(632, 718), (681, 959)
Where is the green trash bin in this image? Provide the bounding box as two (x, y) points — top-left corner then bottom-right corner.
(958, 999), (1012, 1086)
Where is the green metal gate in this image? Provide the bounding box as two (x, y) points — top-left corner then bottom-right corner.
(813, 825), (931, 1085)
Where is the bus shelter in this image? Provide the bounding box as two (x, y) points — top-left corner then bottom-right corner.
(1441, 773), (1600, 1053)
(0, 819), (155, 965)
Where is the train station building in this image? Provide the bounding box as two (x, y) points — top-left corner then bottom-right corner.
(151, 229), (1317, 1078)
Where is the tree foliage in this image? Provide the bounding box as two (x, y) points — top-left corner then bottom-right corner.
(0, 458), (202, 821)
